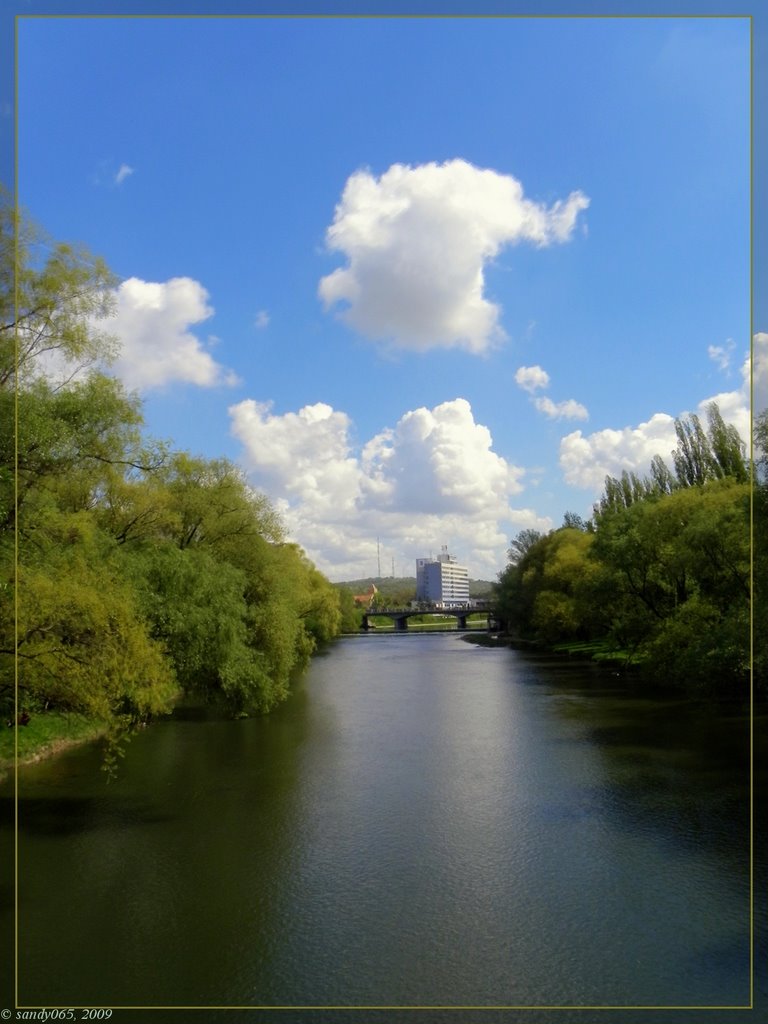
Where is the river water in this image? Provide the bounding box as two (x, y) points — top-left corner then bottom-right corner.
(1, 634), (763, 1021)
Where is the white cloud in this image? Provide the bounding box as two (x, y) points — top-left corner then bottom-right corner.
(559, 413), (678, 490)
(31, 276), (238, 392)
(514, 365), (550, 393)
(229, 396), (545, 580)
(115, 164), (134, 186)
(558, 333), (767, 492)
(254, 310), (270, 330)
(533, 396), (589, 421)
(109, 277), (239, 391)
(361, 398), (525, 515)
(319, 159), (589, 354)
(707, 338), (735, 373)
(515, 363), (588, 420)
(753, 332), (768, 411)
(696, 331), (766, 443)
(228, 400), (361, 513)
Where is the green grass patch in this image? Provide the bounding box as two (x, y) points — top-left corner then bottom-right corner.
(0, 712), (108, 774)
(551, 639), (643, 666)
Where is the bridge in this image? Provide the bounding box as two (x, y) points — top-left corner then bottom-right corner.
(361, 604), (504, 632)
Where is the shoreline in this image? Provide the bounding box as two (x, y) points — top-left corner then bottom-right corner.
(0, 716), (109, 782)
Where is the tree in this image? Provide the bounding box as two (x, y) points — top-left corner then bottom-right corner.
(753, 409), (768, 691)
(594, 470), (655, 519)
(591, 480), (750, 692)
(495, 526), (601, 643)
(705, 402), (748, 483)
(669, 404), (747, 490)
(507, 528), (543, 565)
(1, 188), (118, 389)
(157, 453), (283, 551)
(1, 188), (347, 742)
(1, 373), (155, 534)
(755, 409), (768, 485)
(562, 511), (589, 531)
(116, 540), (299, 714)
(672, 412), (716, 487)
(336, 587), (364, 633)
(2, 510), (178, 723)
(649, 454), (677, 496)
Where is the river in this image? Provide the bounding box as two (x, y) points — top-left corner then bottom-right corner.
(1, 633), (763, 1022)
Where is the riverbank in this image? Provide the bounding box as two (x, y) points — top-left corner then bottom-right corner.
(461, 632), (761, 715)
(460, 633), (632, 666)
(0, 713), (109, 780)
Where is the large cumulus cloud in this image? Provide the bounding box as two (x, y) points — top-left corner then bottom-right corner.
(229, 395), (549, 580)
(319, 159), (589, 353)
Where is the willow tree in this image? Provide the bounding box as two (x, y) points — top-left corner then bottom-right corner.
(0, 191), (177, 727)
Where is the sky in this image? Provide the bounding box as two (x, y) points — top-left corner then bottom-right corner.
(13, 9), (762, 582)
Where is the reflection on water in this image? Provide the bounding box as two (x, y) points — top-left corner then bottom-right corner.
(0, 634), (761, 1020)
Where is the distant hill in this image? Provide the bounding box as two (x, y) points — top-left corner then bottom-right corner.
(334, 576), (494, 599)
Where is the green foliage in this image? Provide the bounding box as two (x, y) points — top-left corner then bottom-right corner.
(336, 587), (365, 632)
(671, 404), (748, 488)
(301, 563), (343, 645)
(118, 543), (253, 697)
(642, 595), (749, 694)
(561, 511), (589, 531)
(6, 510), (179, 723)
(590, 481), (750, 690)
(496, 527), (600, 644)
(496, 433), (753, 694)
(1, 189), (346, 753)
(593, 402), (748, 526)
(705, 403), (748, 483)
(754, 409), (768, 689)
(1, 187), (118, 388)
(2, 373), (149, 532)
(507, 529), (543, 565)
(672, 412), (716, 487)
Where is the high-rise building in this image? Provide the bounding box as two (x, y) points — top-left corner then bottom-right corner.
(415, 547), (470, 607)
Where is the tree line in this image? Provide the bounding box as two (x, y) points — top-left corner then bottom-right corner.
(0, 192), (343, 740)
(495, 401), (765, 697)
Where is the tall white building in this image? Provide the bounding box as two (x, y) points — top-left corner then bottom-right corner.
(415, 547), (470, 607)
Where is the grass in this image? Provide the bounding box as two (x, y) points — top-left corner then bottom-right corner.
(550, 639), (643, 666)
(0, 711), (108, 776)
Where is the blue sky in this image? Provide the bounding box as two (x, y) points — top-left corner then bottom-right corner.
(13, 10), (760, 580)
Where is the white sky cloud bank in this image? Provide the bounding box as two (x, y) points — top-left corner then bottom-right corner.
(559, 413), (678, 490)
(230, 396), (549, 580)
(559, 334), (766, 491)
(319, 159), (589, 354)
(109, 277), (240, 391)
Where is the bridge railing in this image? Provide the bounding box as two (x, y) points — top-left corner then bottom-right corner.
(365, 605), (494, 616)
